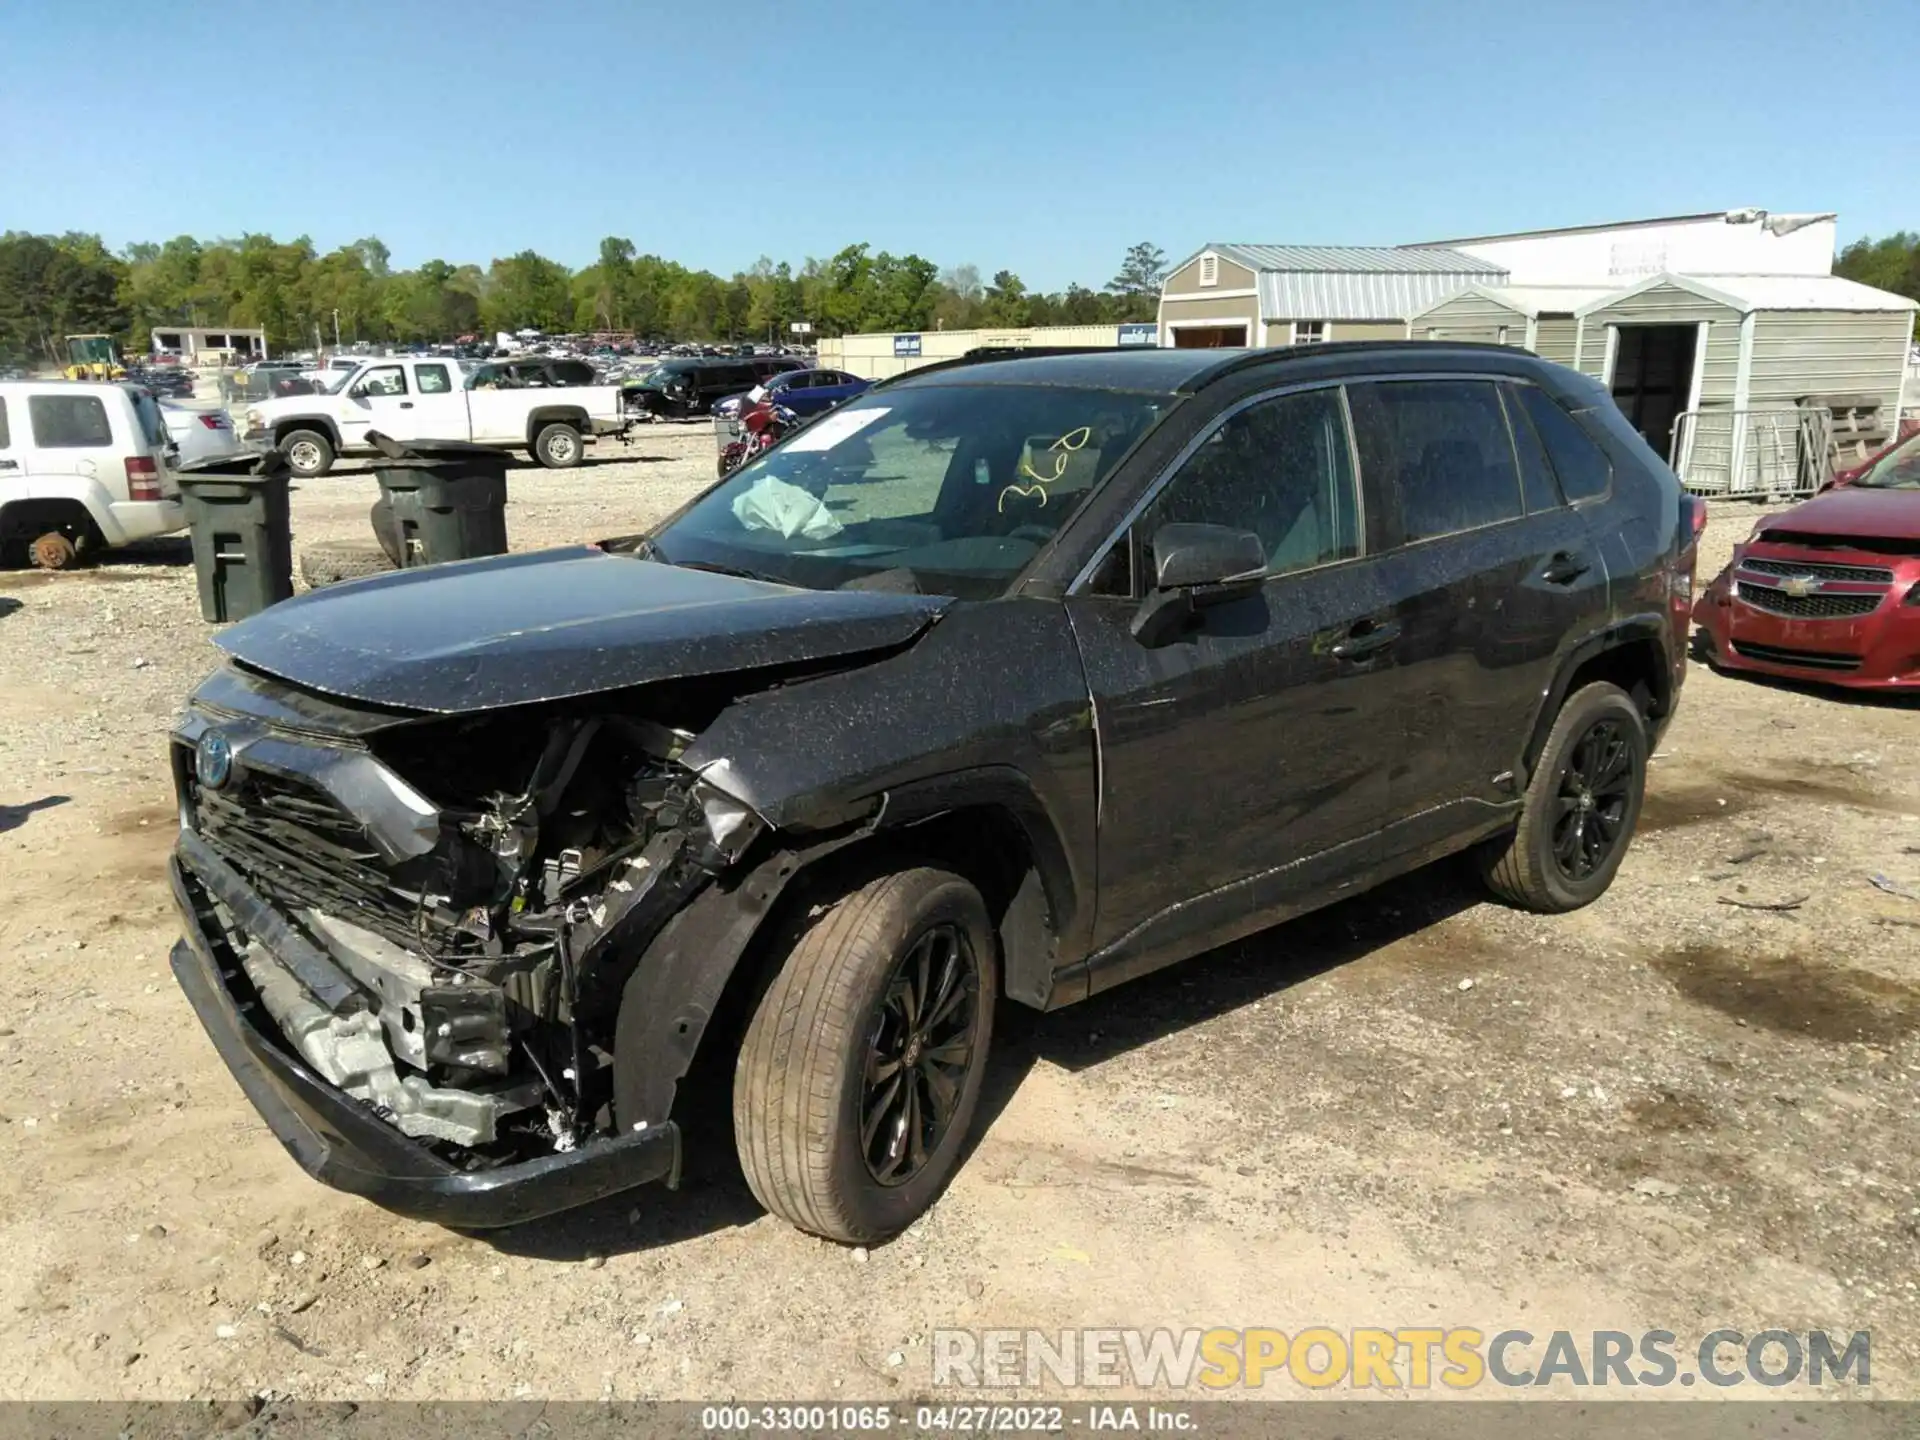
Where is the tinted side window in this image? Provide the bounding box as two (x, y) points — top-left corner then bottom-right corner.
(29, 394), (113, 448)
(1140, 387), (1360, 577)
(1349, 380), (1522, 543)
(1517, 387), (1612, 502)
(0, 398), (10, 449)
(1500, 385), (1564, 513)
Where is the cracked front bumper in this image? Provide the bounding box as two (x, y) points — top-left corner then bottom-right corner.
(168, 851), (680, 1228)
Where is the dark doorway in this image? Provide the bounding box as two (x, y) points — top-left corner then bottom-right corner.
(1172, 324), (1249, 348)
(1610, 324), (1698, 456)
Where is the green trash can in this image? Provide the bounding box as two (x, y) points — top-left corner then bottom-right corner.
(366, 431), (509, 567)
(176, 452), (295, 623)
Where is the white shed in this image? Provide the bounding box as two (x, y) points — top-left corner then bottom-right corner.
(1569, 274), (1916, 494)
(1407, 285), (1618, 368)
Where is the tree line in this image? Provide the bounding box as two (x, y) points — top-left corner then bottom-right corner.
(0, 230), (1170, 364)
(1834, 231), (1920, 337)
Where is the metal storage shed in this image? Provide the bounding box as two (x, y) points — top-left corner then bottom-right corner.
(1157, 244), (1505, 348)
(1407, 285), (1618, 367)
(1569, 274), (1916, 495)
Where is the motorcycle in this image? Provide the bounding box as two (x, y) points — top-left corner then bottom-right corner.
(717, 401), (800, 477)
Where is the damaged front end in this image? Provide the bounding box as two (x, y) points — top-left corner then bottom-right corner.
(168, 674), (768, 1224)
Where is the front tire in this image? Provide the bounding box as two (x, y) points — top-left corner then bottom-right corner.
(734, 867), (996, 1243)
(280, 429), (334, 479)
(1479, 681), (1648, 912)
(533, 422), (582, 469)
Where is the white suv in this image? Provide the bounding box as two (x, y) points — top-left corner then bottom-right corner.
(0, 381), (184, 569)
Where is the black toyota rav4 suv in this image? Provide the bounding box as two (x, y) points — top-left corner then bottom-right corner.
(169, 345), (1697, 1242)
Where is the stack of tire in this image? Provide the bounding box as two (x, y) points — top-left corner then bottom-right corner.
(298, 499), (400, 589)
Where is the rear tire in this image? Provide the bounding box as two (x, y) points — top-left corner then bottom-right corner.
(734, 867), (996, 1243)
(281, 429), (334, 479)
(533, 422), (582, 469)
(300, 542), (396, 589)
(1479, 681), (1647, 913)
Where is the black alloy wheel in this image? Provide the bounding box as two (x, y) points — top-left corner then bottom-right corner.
(1477, 680), (1647, 913)
(860, 923), (981, 1187)
(1550, 718), (1635, 882)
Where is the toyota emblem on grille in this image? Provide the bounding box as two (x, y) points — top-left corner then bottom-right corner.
(1779, 574), (1821, 598)
(195, 731), (234, 790)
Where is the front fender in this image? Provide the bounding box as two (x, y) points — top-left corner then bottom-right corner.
(677, 598), (1099, 956)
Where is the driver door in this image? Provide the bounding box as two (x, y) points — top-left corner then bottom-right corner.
(1063, 384), (1402, 989)
(343, 363), (409, 449)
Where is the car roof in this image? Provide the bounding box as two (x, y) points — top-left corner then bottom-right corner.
(881, 341), (1560, 395)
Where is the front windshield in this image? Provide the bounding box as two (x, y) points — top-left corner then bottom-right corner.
(652, 382), (1172, 600)
(1854, 432), (1920, 490)
(639, 364), (686, 390)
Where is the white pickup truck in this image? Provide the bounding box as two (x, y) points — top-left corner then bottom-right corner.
(240, 356), (629, 477)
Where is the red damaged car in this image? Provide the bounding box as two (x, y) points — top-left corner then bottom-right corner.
(1693, 429), (1920, 689)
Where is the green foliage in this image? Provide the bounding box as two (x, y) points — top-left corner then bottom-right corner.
(1835, 231), (1920, 339)
(0, 229), (1179, 360)
(0, 231), (129, 364)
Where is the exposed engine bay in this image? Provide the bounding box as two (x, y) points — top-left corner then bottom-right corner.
(177, 702), (765, 1159)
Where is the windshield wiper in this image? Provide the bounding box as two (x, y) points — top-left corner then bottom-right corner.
(675, 559), (790, 586)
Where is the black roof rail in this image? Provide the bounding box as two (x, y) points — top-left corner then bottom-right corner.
(864, 345), (1126, 388)
(866, 337), (1545, 394)
(1179, 338), (1541, 390)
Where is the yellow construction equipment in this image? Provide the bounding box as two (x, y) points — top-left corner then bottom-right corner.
(63, 334), (126, 381)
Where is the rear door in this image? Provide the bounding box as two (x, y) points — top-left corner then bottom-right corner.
(1066, 383), (1400, 986)
(1347, 377), (1605, 863)
(379, 361), (478, 442)
(25, 389), (124, 487)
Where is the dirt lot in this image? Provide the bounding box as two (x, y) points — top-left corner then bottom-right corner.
(1, 438), (1917, 1403)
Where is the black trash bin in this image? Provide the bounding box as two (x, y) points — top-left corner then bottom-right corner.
(366, 431), (509, 567)
(175, 451), (295, 623)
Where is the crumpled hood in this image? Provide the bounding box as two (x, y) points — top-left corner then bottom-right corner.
(1765, 486), (1920, 543)
(216, 546), (951, 713)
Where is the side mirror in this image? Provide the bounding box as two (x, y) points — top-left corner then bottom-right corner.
(1150, 522), (1267, 592)
(347, 383), (368, 399)
(1131, 522), (1267, 647)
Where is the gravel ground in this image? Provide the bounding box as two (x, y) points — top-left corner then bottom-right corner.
(2, 469), (1918, 1404)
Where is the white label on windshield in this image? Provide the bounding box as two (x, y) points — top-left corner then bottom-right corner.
(782, 406), (889, 452)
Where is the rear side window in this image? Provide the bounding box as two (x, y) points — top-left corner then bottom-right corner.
(29, 394), (113, 448)
(1517, 388), (1612, 502)
(1500, 385), (1564, 513)
(128, 389), (167, 447)
(0, 398), (9, 449)
(1349, 380), (1523, 543)
(416, 364), (452, 394)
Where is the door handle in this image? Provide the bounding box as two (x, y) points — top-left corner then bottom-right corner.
(1331, 619), (1402, 661)
(399, 401), (414, 409)
(1540, 551), (1591, 584)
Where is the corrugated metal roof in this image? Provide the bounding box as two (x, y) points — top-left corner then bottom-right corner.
(1409, 283), (1621, 320)
(1685, 274), (1919, 313)
(1575, 273), (1920, 317)
(1212, 243), (1504, 276)
(1258, 268), (1502, 322)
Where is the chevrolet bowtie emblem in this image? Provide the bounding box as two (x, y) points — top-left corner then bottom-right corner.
(1779, 575), (1820, 598)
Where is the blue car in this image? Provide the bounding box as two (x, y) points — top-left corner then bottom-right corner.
(714, 367), (871, 421)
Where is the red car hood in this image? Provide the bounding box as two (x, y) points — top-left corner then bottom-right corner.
(1764, 486), (1920, 543)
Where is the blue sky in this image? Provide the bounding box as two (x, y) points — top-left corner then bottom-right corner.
(3, 0), (1910, 289)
